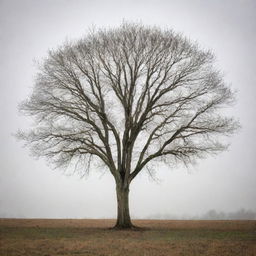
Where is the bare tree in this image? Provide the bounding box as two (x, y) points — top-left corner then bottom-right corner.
(18, 23), (239, 228)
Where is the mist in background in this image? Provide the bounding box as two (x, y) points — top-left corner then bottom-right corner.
(0, 0), (255, 219)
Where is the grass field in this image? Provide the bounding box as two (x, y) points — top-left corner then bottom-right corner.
(1, 219), (255, 256)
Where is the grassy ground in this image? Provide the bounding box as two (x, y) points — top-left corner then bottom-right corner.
(1, 219), (255, 256)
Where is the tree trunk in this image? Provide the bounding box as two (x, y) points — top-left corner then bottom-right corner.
(114, 183), (133, 229)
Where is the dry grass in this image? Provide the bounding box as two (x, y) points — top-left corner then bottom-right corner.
(1, 219), (255, 256)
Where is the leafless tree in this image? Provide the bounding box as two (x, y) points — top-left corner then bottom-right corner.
(18, 23), (239, 228)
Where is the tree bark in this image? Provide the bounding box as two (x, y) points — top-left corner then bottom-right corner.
(114, 183), (133, 229)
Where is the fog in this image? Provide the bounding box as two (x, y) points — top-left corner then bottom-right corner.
(0, 0), (255, 219)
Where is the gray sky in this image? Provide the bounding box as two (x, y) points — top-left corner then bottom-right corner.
(0, 0), (255, 219)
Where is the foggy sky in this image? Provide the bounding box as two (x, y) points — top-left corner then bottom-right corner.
(0, 0), (255, 219)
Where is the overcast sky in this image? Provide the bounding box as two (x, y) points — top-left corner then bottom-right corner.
(0, 0), (255, 219)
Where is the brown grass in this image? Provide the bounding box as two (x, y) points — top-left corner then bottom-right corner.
(1, 219), (255, 256)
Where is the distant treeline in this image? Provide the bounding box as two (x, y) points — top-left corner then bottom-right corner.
(147, 209), (256, 220)
(1, 208), (256, 220)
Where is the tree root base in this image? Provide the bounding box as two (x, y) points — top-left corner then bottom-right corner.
(111, 224), (150, 231)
